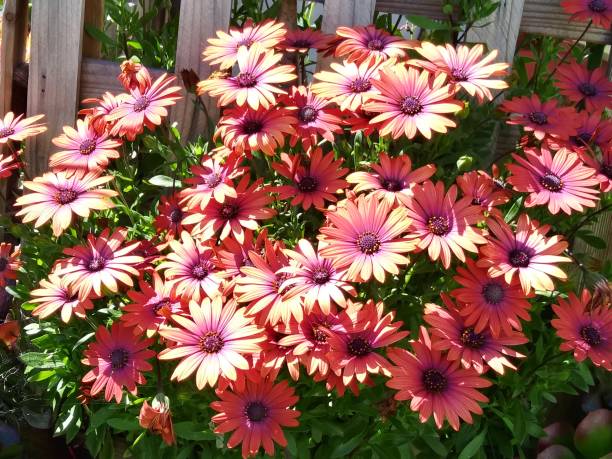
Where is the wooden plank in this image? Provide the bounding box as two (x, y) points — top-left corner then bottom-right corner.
(170, 0), (231, 141)
(375, 0), (446, 19)
(83, 0), (104, 59)
(0, 0), (28, 116)
(26, 0), (85, 178)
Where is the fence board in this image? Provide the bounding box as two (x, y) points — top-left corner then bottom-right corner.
(83, 0), (104, 59)
(375, 0), (446, 19)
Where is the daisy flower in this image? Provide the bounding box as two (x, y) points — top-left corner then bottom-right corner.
(319, 195), (414, 283)
(0, 112), (46, 144)
(327, 300), (408, 385)
(197, 44), (296, 110)
(215, 230), (268, 280)
(334, 25), (414, 63)
(139, 395), (175, 446)
(107, 73), (182, 140)
(570, 111), (612, 151)
(158, 297), (264, 389)
(399, 181), (487, 269)
(154, 193), (189, 238)
(82, 323), (155, 403)
(506, 147), (600, 215)
(452, 258), (533, 337)
(118, 59), (152, 92)
(411, 42), (508, 102)
(424, 295), (527, 374)
(365, 65), (463, 139)
(343, 108), (383, 137)
(279, 239), (356, 314)
(273, 148), (348, 210)
(0, 153), (20, 179)
(560, 0), (612, 29)
(0, 243), (20, 287)
(0, 320), (20, 349)
(501, 94), (579, 141)
(580, 147), (612, 192)
(552, 289), (611, 371)
(555, 62), (612, 112)
(31, 274), (94, 323)
(386, 327), (492, 431)
(346, 152), (436, 205)
(14, 172), (117, 237)
(278, 28), (331, 53)
(478, 214), (571, 294)
(80, 92), (128, 133)
(456, 170), (511, 218)
(210, 379), (300, 459)
(257, 325), (301, 382)
(203, 19), (287, 70)
(49, 117), (122, 173)
(59, 227), (143, 298)
(215, 106), (296, 156)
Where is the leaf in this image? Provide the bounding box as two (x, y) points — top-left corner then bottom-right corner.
(127, 40), (143, 50)
(330, 431), (365, 458)
(148, 175), (181, 188)
(72, 332), (95, 351)
(422, 431), (448, 456)
(504, 196), (524, 222)
(406, 15), (450, 31)
(19, 352), (64, 369)
(173, 421), (216, 440)
(89, 406), (118, 429)
(84, 24), (115, 47)
(458, 428), (487, 459)
(107, 417), (140, 431)
(576, 232), (607, 249)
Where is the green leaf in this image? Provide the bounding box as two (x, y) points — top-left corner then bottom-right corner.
(406, 15), (450, 31)
(504, 196), (524, 222)
(127, 40), (143, 50)
(458, 428), (487, 459)
(107, 417), (140, 431)
(330, 431), (365, 458)
(148, 175), (181, 188)
(20, 352), (64, 369)
(173, 421), (216, 440)
(84, 24), (115, 47)
(576, 232), (607, 249)
(422, 430), (447, 456)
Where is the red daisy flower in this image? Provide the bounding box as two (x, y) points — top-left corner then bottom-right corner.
(0, 243), (20, 287)
(0, 112), (46, 144)
(555, 62), (612, 112)
(215, 230), (268, 280)
(318, 195), (415, 283)
(580, 146), (612, 192)
(80, 91), (128, 133)
(31, 274), (94, 323)
(14, 172), (117, 237)
(273, 148), (348, 211)
(452, 258), (534, 337)
(477, 214), (571, 294)
(139, 395), (175, 446)
(570, 111), (612, 151)
(118, 59), (152, 92)
(0, 153), (20, 179)
(560, 0), (612, 29)
(158, 297), (264, 389)
(278, 28), (331, 53)
(456, 170), (511, 218)
(365, 65), (463, 139)
(49, 117), (122, 173)
(313, 369), (368, 397)
(334, 25), (414, 63)
(386, 327), (492, 431)
(82, 322), (155, 403)
(210, 379), (300, 459)
(347, 152), (436, 205)
(552, 289), (611, 371)
(154, 193), (189, 239)
(256, 326), (301, 382)
(506, 146), (600, 215)
(342, 108), (383, 137)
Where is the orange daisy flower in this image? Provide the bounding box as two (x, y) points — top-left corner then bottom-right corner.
(278, 28), (331, 53)
(335, 25), (414, 63)
(118, 59), (152, 92)
(139, 395), (175, 446)
(31, 274), (94, 323)
(0, 112), (46, 144)
(0, 152), (20, 179)
(0, 243), (20, 287)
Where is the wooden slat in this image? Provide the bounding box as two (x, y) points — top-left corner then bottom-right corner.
(170, 0), (231, 141)
(375, 0), (445, 20)
(83, 0), (104, 59)
(0, 0), (28, 116)
(26, 0), (85, 178)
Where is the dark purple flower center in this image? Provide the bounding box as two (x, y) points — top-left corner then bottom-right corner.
(400, 96), (423, 116)
(312, 326), (328, 344)
(242, 120), (263, 135)
(482, 282), (505, 305)
(273, 273), (290, 295)
(87, 256), (107, 272)
(588, 0), (607, 12)
(169, 207), (183, 223)
(199, 331), (224, 353)
(297, 176), (318, 193)
(205, 172), (222, 188)
(79, 138), (97, 155)
(422, 368), (447, 393)
(382, 178), (403, 192)
(451, 68), (469, 81)
(237, 37), (254, 48)
(578, 82), (598, 97)
(133, 95), (150, 112)
(291, 39), (312, 49)
(220, 203), (239, 220)
(471, 197), (483, 205)
(427, 216), (450, 236)
(574, 131), (593, 145)
(298, 105), (318, 123)
(580, 325), (601, 346)
(0, 257), (7, 272)
(235, 72), (258, 88)
(245, 401), (268, 422)
(311, 267), (331, 285)
(367, 38), (385, 51)
(356, 231), (381, 255)
(55, 188), (79, 205)
(0, 127), (15, 138)
(350, 78), (372, 93)
(540, 172), (564, 192)
(347, 337), (372, 357)
(109, 348), (129, 370)
(528, 111), (548, 125)
(601, 163), (612, 179)
(191, 261), (209, 280)
(460, 327), (486, 349)
(152, 298), (172, 314)
(509, 249), (531, 268)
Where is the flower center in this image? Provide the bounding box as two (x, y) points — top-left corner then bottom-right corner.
(152, 298), (172, 315)
(0, 127), (15, 138)
(539, 173), (564, 192)
(79, 138), (97, 155)
(356, 231), (381, 255)
(273, 273), (290, 295)
(291, 39), (312, 49)
(471, 197), (483, 205)
(451, 68), (469, 81)
(400, 96), (423, 116)
(588, 0), (607, 12)
(199, 330), (224, 353)
(349, 77), (372, 93)
(0, 257), (7, 272)
(87, 256), (106, 272)
(482, 282), (505, 305)
(109, 348), (129, 370)
(237, 37), (254, 48)
(312, 326), (328, 344)
(235, 72), (258, 88)
(427, 216), (450, 236)
(422, 368), (448, 393)
(205, 172), (222, 188)
(55, 188), (79, 205)
(220, 203), (239, 220)
(298, 105), (318, 123)
(297, 176), (318, 193)
(528, 111), (548, 125)
(242, 120), (263, 135)
(245, 401), (268, 422)
(574, 132), (593, 145)
(169, 207), (183, 223)
(601, 163), (612, 179)
(367, 38), (385, 50)
(191, 261), (209, 280)
(382, 178), (402, 191)
(580, 325), (601, 346)
(460, 327), (486, 349)
(509, 249), (531, 268)
(347, 337), (372, 357)
(133, 95), (150, 112)
(311, 267), (331, 285)
(578, 82), (598, 97)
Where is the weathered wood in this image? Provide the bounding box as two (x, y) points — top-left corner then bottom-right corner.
(375, 0), (446, 20)
(170, 0), (231, 141)
(0, 0), (29, 116)
(278, 0), (298, 30)
(83, 0), (105, 58)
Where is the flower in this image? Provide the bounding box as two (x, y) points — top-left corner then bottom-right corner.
(424, 294), (527, 374)
(506, 147), (599, 215)
(365, 65), (463, 139)
(210, 379), (300, 459)
(452, 258), (533, 337)
(334, 25), (414, 62)
(327, 300), (408, 385)
(400, 181), (487, 269)
(203, 19), (287, 70)
(154, 193), (189, 238)
(31, 274), (94, 323)
(560, 0), (612, 29)
(278, 28), (331, 53)
(551, 289), (611, 371)
(197, 44), (296, 110)
(580, 146), (612, 192)
(280, 85), (343, 148)
(108, 73), (182, 140)
(477, 214), (571, 294)
(215, 230), (267, 280)
(570, 111), (612, 151)
(0, 243), (20, 287)
(319, 195), (414, 283)
(215, 106), (296, 156)
(157, 231), (225, 301)
(82, 323), (155, 403)
(14, 172), (117, 237)
(0, 320), (20, 348)
(80, 92), (127, 133)
(411, 43), (508, 101)
(279, 239), (356, 314)
(59, 227), (143, 299)
(555, 62), (612, 112)
(118, 59), (151, 92)
(139, 394), (175, 446)
(273, 148), (348, 210)
(158, 297), (264, 389)
(347, 152), (436, 205)
(456, 170), (510, 217)
(501, 94), (579, 141)
(0, 112), (46, 144)
(386, 327), (492, 431)
(0, 153), (20, 178)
